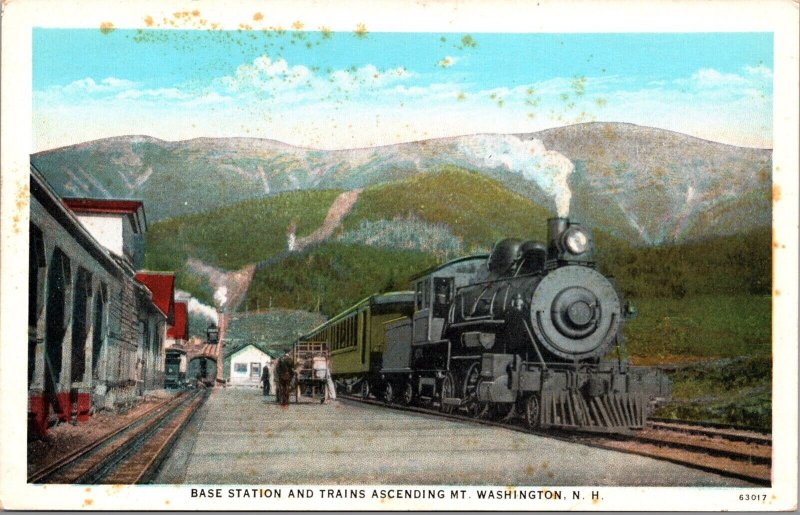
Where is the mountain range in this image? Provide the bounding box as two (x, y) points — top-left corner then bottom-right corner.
(31, 122), (771, 245)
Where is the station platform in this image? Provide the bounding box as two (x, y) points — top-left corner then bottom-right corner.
(156, 387), (750, 486)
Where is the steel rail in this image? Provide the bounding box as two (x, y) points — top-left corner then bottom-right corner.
(338, 394), (771, 486)
(29, 389), (206, 484)
(28, 392), (186, 483)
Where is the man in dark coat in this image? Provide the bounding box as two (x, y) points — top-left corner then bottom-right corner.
(276, 356), (295, 406)
(261, 364), (271, 396)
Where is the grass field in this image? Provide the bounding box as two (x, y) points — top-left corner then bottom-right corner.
(625, 295), (771, 362)
(623, 295), (771, 428)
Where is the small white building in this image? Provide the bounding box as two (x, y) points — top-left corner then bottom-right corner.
(228, 344), (275, 390)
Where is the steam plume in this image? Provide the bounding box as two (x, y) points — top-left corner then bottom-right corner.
(456, 135), (574, 217)
(186, 297), (219, 324)
(214, 286), (228, 307)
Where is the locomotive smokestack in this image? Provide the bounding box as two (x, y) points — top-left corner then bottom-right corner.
(547, 217), (569, 259)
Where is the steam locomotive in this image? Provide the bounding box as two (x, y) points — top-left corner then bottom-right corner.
(378, 217), (670, 433)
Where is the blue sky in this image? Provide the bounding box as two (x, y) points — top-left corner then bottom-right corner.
(33, 29), (773, 151)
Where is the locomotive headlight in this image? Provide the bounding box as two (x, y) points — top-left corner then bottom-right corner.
(564, 228), (589, 254)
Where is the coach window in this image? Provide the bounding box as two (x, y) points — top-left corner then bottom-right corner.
(348, 317), (354, 347)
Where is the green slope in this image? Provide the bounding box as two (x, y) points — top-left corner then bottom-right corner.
(598, 227), (771, 298)
(245, 243), (437, 317)
(143, 189), (342, 303)
(341, 166), (555, 250)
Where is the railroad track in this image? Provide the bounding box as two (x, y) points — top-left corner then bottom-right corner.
(28, 389), (209, 484)
(339, 394), (771, 486)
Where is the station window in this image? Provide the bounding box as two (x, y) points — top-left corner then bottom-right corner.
(250, 362), (261, 378)
(234, 363), (247, 374)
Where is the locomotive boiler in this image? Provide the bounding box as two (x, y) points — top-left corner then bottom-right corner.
(380, 217), (670, 433)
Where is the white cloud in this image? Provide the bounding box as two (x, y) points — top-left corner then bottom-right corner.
(116, 87), (191, 101)
(61, 76), (139, 95)
(690, 68), (749, 88)
(744, 64), (773, 79)
(219, 56), (313, 93)
(214, 55), (413, 101)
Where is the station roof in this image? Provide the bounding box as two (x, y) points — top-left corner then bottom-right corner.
(228, 343), (280, 360)
(62, 198), (147, 234)
(134, 272), (175, 321)
(167, 301), (188, 340)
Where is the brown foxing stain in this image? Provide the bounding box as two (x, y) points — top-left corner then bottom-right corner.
(99, 22), (115, 35)
(354, 23), (368, 39)
(524, 464), (535, 475)
(774, 289), (780, 296)
(592, 498), (600, 505)
(82, 499), (93, 507)
(13, 182), (29, 234)
(772, 185), (781, 202)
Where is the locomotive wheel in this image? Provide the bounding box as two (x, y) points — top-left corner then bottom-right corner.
(383, 382), (394, 406)
(440, 373), (456, 414)
(472, 378), (491, 419)
(462, 362), (482, 417)
(524, 394), (541, 429)
(360, 380), (371, 400)
(402, 381), (414, 406)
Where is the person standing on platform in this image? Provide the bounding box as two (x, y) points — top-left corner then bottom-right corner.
(323, 355), (336, 404)
(277, 355), (295, 406)
(261, 363), (271, 397)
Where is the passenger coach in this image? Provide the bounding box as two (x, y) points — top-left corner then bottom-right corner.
(298, 292), (415, 398)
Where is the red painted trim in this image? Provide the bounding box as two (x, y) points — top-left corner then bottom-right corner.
(134, 272), (175, 320)
(29, 395), (48, 436)
(76, 393), (91, 423)
(63, 198), (143, 214)
(56, 392), (71, 422)
(167, 302), (188, 340)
